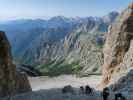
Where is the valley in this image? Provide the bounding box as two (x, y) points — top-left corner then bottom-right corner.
(0, 1), (133, 100)
(0, 12), (118, 76)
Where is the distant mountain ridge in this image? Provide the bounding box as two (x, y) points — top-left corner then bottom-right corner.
(0, 11), (119, 75)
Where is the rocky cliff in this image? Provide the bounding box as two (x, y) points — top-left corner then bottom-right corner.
(99, 3), (133, 90)
(0, 31), (31, 97)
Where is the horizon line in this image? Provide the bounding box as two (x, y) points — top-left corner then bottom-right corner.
(0, 11), (120, 22)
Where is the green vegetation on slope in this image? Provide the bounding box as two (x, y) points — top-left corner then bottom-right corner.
(35, 60), (82, 76)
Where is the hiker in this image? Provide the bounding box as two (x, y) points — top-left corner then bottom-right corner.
(85, 85), (93, 95)
(79, 86), (84, 94)
(115, 93), (126, 100)
(102, 87), (110, 100)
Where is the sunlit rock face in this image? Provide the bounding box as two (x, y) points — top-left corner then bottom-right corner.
(99, 3), (133, 89)
(0, 31), (31, 97)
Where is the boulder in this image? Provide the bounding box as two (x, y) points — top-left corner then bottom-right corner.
(62, 85), (74, 94)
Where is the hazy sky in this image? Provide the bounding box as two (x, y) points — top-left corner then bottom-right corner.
(0, 0), (132, 20)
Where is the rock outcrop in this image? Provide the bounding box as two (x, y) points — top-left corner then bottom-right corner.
(0, 31), (31, 97)
(99, 3), (133, 89)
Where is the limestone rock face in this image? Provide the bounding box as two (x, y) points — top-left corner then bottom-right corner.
(0, 31), (31, 97)
(99, 3), (133, 89)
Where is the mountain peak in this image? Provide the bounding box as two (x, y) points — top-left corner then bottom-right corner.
(49, 16), (69, 21)
(103, 11), (119, 24)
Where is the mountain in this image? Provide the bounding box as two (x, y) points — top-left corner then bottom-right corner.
(0, 11), (119, 76)
(98, 3), (133, 92)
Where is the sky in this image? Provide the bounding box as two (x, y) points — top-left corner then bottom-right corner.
(0, 0), (132, 20)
